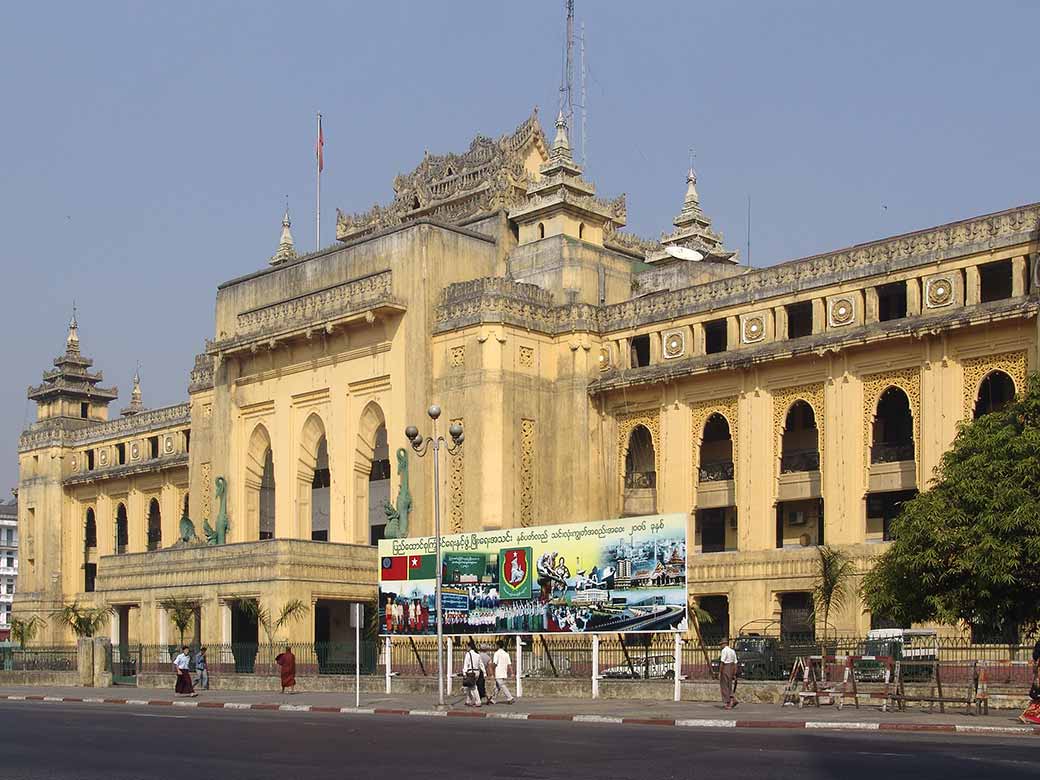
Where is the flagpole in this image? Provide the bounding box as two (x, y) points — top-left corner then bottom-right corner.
(316, 112), (322, 251)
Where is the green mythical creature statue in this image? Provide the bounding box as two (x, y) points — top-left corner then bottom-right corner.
(383, 448), (412, 539)
(202, 476), (230, 545)
(178, 511), (198, 545)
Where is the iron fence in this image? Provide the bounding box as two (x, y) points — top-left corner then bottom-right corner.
(698, 460), (734, 482)
(139, 642), (380, 677)
(0, 645), (77, 672)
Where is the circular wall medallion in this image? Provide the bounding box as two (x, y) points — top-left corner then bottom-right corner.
(131, 443), (140, 459)
(99, 450), (108, 466)
(164, 436), (174, 454)
(742, 316), (765, 343)
(926, 277), (953, 308)
(663, 331), (685, 359)
(71, 457), (77, 471)
(598, 348), (610, 371)
(830, 298), (854, 326)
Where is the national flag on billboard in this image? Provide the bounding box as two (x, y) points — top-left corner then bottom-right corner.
(407, 554), (436, 580)
(499, 546), (533, 600)
(381, 555), (407, 581)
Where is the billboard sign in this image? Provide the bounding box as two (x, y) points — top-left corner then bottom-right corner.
(378, 513), (687, 635)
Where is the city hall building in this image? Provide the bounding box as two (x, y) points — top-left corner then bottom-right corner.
(14, 109), (1040, 647)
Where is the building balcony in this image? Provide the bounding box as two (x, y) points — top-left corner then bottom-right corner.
(868, 459), (917, 493)
(780, 449), (819, 473)
(698, 460), (734, 483)
(870, 443), (915, 464)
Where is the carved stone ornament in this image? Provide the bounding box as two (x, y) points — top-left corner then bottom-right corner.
(597, 347), (611, 372)
(131, 443), (140, 460)
(690, 397), (739, 481)
(771, 383), (825, 473)
(741, 315), (766, 344)
(71, 457), (77, 471)
(961, 350), (1027, 417)
(617, 410), (661, 479)
(518, 345), (534, 368)
(829, 297), (855, 327)
(663, 330), (685, 359)
(450, 345), (465, 368)
(925, 276), (954, 308)
(164, 436), (173, 454)
(862, 367), (921, 468)
(99, 450), (108, 466)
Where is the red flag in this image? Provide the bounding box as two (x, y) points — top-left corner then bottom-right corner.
(316, 114), (324, 173)
(381, 555), (407, 581)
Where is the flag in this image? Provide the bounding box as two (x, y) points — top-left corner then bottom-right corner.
(407, 554), (436, 580)
(499, 547), (533, 600)
(316, 114), (324, 173)
(381, 555), (407, 581)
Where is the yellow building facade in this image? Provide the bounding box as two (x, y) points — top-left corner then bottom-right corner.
(15, 109), (1040, 646)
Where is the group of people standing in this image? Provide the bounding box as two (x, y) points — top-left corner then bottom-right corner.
(461, 639), (517, 707)
(384, 597), (431, 634)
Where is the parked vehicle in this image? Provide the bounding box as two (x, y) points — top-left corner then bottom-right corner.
(601, 654), (676, 680)
(857, 628), (937, 681)
(710, 635), (785, 680)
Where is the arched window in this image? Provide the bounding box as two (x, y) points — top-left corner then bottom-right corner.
(538, 222), (545, 239)
(871, 387), (914, 463)
(115, 503), (128, 554)
(368, 425), (390, 544)
(147, 498), (161, 551)
(624, 426), (656, 489)
(780, 400), (819, 473)
(260, 449), (275, 539)
(311, 437), (330, 541)
(355, 402), (387, 544)
(85, 508), (97, 549)
(245, 424), (275, 541)
(974, 370), (1015, 419)
(297, 413), (329, 541)
(182, 493), (189, 517)
(578, 222), (585, 240)
(698, 414), (734, 482)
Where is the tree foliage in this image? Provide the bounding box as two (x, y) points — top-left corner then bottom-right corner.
(9, 615), (47, 648)
(862, 374), (1040, 639)
(239, 598), (308, 645)
(159, 598), (199, 646)
(811, 545), (856, 643)
(52, 602), (114, 638)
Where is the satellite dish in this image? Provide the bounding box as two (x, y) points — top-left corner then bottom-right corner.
(664, 245), (704, 262)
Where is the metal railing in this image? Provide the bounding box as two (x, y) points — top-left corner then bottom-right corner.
(870, 443), (915, 464)
(0, 645), (77, 671)
(698, 460), (734, 482)
(779, 449), (820, 473)
(138, 642), (379, 677)
(623, 471), (657, 489)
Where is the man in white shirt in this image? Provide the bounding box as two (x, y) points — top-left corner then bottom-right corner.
(489, 639), (516, 705)
(173, 645), (197, 697)
(719, 642), (738, 709)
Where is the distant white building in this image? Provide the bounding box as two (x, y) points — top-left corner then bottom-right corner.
(0, 500), (16, 639)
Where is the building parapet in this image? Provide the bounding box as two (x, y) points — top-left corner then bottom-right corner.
(591, 295), (1040, 395)
(18, 403), (190, 453)
(63, 452), (188, 486)
(434, 277), (600, 334)
(687, 544), (881, 585)
(189, 353), (214, 394)
(93, 538), (378, 595)
(208, 269), (405, 356)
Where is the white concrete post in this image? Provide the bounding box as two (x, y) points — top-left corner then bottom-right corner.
(384, 635), (392, 694)
(515, 635), (523, 698)
(592, 634), (600, 699)
(157, 606), (167, 648)
(446, 637), (453, 696)
(354, 603), (361, 709)
(673, 634), (683, 702)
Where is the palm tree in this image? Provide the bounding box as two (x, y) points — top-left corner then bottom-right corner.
(9, 615), (47, 649)
(159, 598), (198, 647)
(811, 545), (857, 651)
(687, 597), (716, 676)
(239, 598), (308, 646)
(51, 602), (113, 638)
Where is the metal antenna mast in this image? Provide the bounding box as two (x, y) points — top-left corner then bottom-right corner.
(580, 20), (587, 165)
(559, 0), (575, 124)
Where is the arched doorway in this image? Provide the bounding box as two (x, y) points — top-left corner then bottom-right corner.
(85, 508), (97, 549)
(354, 402), (387, 544)
(115, 503), (128, 554)
(871, 387), (914, 463)
(698, 414), (733, 482)
(84, 508), (97, 592)
(780, 401), (819, 473)
(974, 370), (1015, 419)
(368, 426), (390, 544)
(622, 425), (656, 516)
(245, 424), (275, 540)
(146, 498), (161, 551)
(297, 414), (329, 541)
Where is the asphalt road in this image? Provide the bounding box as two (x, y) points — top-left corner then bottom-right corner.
(0, 701), (1037, 780)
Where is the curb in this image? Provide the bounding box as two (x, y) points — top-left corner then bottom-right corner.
(1, 694), (1036, 738)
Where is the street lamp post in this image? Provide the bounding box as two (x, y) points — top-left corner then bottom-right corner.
(405, 405), (463, 708)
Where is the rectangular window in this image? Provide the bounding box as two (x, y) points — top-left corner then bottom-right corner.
(116, 442), (126, 465)
(979, 259), (1013, 302)
(370, 524), (386, 545)
(80, 402), (89, 419)
(785, 301), (813, 339)
(148, 436), (159, 459)
(630, 334), (651, 368)
(877, 281), (907, 322)
(86, 451), (95, 471)
(84, 563), (97, 593)
(183, 430), (191, 453)
(704, 319), (728, 354)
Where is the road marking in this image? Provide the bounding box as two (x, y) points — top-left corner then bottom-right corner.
(487, 712), (530, 721)
(172, 700), (198, 707)
(573, 715), (623, 724)
(126, 699), (149, 706)
(130, 713), (189, 719)
(341, 707), (375, 714)
(223, 703), (252, 709)
(278, 704), (312, 712)
(409, 709), (448, 717)
(676, 719), (737, 728)
(806, 721), (879, 730)
(42, 696), (64, 702)
(6, 696), (26, 701)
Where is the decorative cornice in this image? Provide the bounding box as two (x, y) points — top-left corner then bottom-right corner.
(20, 403), (191, 453)
(189, 353), (214, 394)
(63, 452), (188, 486)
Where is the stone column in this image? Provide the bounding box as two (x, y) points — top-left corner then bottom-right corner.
(1012, 255), (1028, 297)
(906, 277), (922, 316)
(77, 637), (94, 687)
(92, 637), (112, 688)
(864, 287), (879, 323)
(726, 316), (739, 350)
(773, 306), (788, 340)
(692, 323), (706, 356)
(965, 265), (981, 305)
(811, 299), (826, 335)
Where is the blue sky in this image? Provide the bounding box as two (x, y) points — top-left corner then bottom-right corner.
(2, 1), (1039, 492)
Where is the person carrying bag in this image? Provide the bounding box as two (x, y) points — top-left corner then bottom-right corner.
(462, 639), (485, 708)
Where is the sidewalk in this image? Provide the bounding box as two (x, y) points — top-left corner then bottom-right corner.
(1, 684), (1036, 737)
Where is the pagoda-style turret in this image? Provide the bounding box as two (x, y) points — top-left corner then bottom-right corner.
(27, 312), (118, 424)
(646, 163), (736, 264)
(120, 369), (145, 417)
(269, 207), (297, 266)
(509, 111), (626, 246)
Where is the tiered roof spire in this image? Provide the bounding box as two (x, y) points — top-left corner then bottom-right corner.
(646, 160), (735, 265)
(269, 206), (297, 266)
(28, 310), (118, 418)
(120, 368), (145, 417)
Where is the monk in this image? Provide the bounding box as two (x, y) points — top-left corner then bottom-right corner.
(275, 644), (296, 694)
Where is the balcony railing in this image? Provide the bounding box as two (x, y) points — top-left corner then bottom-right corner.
(698, 460), (734, 483)
(779, 448), (820, 474)
(870, 442), (916, 464)
(624, 471), (657, 490)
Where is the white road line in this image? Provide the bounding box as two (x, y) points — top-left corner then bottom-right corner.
(126, 699), (149, 706)
(223, 703), (251, 709)
(172, 700), (198, 707)
(806, 722), (879, 730)
(42, 696), (64, 702)
(341, 707), (376, 714)
(409, 710), (448, 717)
(573, 715), (624, 724)
(675, 719), (737, 728)
(487, 712), (529, 720)
(278, 704), (312, 712)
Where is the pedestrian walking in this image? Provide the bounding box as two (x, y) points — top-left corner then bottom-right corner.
(194, 646), (209, 691)
(477, 645), (493, 704)
(275, 644), (297, 694)
(173, 645), (197, 697)
(462, 639), (485, 707)
(719, 642), (738, 709)
(1019, 636), (1040, 724)
(489, 639), (516, 705)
